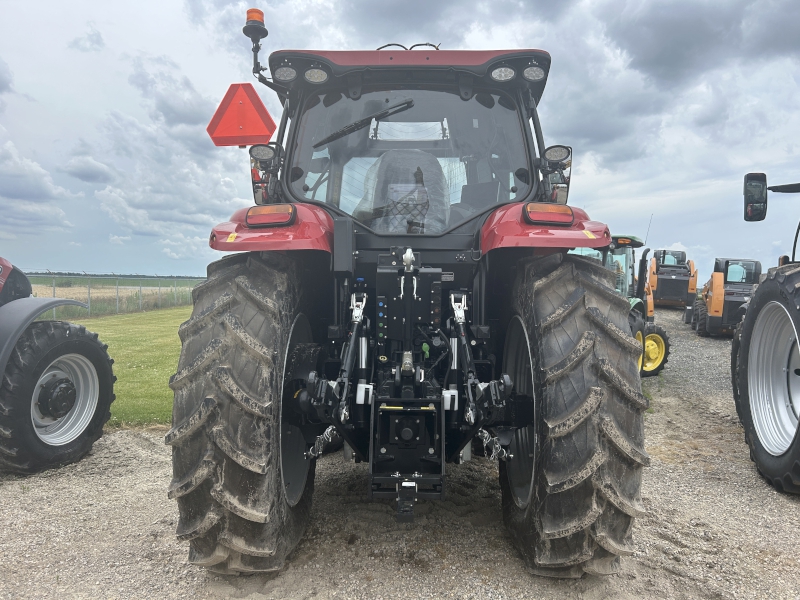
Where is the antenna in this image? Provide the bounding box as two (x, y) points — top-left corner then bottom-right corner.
(643, 213), (654, 244)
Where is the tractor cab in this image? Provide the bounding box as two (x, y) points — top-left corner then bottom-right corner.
(608, 236), (644, 299)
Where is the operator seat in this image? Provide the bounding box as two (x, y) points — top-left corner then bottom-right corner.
(353, 149), (449, 234)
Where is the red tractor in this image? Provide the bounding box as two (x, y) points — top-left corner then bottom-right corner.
(0, 258), (115, 473)
(167, 9), (647, 577)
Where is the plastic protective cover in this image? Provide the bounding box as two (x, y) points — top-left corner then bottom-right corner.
(352, 150), (449, 234)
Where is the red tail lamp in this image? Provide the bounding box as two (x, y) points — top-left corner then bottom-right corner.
(523, 202), (574, 226)
(246, 204), (295, 227)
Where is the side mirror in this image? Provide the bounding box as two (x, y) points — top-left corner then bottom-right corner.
(543, 145), (572, 204)
(744, 172), (767, 222)
(249, 144), (282, 204)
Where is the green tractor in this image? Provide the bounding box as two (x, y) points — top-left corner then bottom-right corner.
(607, 236), (670, 377)
(570, 236), (669, 376)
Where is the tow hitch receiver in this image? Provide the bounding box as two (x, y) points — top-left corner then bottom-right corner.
(368, 399), (445, 522)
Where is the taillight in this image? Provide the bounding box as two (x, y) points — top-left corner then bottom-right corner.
(246, 204), (295, 227)
(523, 202), (574, 226)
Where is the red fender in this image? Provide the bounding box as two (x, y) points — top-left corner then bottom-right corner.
(0, 257), (12, 295)
(481, 204), (610, 253)
(209, 203), (334, 253)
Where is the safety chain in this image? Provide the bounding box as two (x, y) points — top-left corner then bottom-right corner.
(477, 428), (513, 461)
(305, 426), (338, 459)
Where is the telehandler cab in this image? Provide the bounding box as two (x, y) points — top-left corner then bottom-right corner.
(167, 8), (648, 577)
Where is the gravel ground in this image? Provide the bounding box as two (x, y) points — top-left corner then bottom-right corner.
(2, 308), (799, 599)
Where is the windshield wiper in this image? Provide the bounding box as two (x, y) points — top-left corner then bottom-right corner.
(312, 99), (414, 149)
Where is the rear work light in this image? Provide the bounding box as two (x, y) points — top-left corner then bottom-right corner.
(523, 202), (574, 226)
(246, 204), (295, 227)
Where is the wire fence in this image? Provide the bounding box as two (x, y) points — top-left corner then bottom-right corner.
(25, 273), (205, 320)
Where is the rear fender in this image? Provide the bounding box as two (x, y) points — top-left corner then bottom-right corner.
(629, 297), (645, 317)
(480, 203), (610, 253)
(0, 298), (87, 375)
(209, 203), (333, 253)
(0, 258), (33, 307)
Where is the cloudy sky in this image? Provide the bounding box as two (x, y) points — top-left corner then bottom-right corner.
(1, 0), (799, 278)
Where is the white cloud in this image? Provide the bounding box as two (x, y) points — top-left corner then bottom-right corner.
(0, 140), (79, 238)
(0, 141), (76, 201)
(109, 234), (131, 245)
(63, 155), (116, 183)
(68, 24), (105, 52)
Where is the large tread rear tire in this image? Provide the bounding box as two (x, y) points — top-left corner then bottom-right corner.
(642, 323), (670, 377)
(734, 266), (800, 494)
(167, 252), (315, 574)
(0, 321), (115, 474)
(500, 254), (649, 577)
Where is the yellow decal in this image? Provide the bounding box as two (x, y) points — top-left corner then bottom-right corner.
(582, 230), (596, 239)
(227, 232), (237, 242)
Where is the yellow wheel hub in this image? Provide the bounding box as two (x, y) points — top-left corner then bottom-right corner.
(643, 333), (666, 372)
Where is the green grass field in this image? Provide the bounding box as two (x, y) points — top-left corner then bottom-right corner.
(74, 306), (192, 427)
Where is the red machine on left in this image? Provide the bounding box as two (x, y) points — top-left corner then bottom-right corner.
(0, 257), (115, 473)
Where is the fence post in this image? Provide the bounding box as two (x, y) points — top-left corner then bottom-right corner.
(158, 278), (161, 309)
(139, 282), (143, 311)
(116, 278), (119, 314)
(173, 278), (177, 306)
(87, 276), (91, 317)
(52, 276), (56, 319)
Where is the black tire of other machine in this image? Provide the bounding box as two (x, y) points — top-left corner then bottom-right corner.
(500, 254), (649, 577)
(628, 311), (646, 376)
(167, 253), (315, 574)
(733, 265), (800, 494)
(696, 302), (710, 337)
(0, 321), (115, 474)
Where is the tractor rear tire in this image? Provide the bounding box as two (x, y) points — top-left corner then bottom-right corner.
(642, 324), (670, 377)
(733, 266), (800, 494)
(696, 303), (710, 337)
(167, 252), (316, 574)
(0, 321), (115, 474)
(628, 311), (645, 375)
(500, 254), (648, 577)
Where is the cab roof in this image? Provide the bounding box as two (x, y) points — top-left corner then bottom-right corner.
(612, 235), (644, 248)
(267, 49), (552, 104)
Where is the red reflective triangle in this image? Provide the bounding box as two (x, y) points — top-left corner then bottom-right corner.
(207, 83), (277, 147)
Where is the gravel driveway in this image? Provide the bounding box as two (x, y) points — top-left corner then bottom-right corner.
(2, 308), (799, 599)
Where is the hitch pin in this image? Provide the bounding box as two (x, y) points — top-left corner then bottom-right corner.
(350, 293), (367, 323)
(450, 293), (467, 324)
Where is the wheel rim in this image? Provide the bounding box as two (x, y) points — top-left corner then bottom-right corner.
(502, 316), (536, 509)
(748, 301), (800, 456)
(643, 333), (665, 372)
(280, 314), (313, 507)
(30, 353), (99, 446)
(635, 330), (644, 372)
